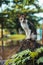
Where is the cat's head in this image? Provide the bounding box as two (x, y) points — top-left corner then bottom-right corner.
(18, 14), (26, 23)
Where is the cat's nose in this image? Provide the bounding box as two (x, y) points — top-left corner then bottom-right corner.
(23, 21), (25, 23)
(24, 18), (25, 20)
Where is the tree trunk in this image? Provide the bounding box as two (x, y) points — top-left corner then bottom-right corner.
(1, 19), (4, 60)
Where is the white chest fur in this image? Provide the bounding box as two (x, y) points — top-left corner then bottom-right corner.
(20, 22), (31, 39)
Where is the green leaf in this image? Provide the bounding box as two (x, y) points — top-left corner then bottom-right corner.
(22, 56), (30, 64)
(23, 0), (27, 6)
(37, 57), (43, 64)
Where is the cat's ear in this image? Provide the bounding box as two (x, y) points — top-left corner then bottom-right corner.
(22, 14), (26, 18)
(17, 14), (21, 18)
(17, 14), (26, 18)
(24, 14), (26, 17)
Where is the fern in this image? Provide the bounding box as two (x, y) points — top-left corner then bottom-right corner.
(37, 57), (43, 64)
(5, 47), (43, 65)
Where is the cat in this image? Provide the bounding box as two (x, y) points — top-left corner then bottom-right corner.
(18, 14), (37, 40)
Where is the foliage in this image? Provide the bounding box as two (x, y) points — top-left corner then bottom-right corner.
(2, 34), (26, 41)
(35, 47), (43, 53)
(0, 0), (43, 33)
(8, 34), (26, 40)
(0, 0), (10, 6)
(37, 57), (43, 64)
(5, 47), (43, 65)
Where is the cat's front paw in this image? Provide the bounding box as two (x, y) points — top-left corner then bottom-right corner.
(26, 36), (31, 39)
